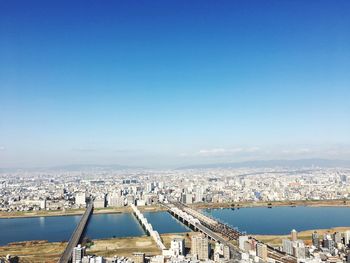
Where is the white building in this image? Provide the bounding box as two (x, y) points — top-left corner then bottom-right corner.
(73, 244), (85, 263)
(75, 192), (87, 207)
(170, 238), (185, 256)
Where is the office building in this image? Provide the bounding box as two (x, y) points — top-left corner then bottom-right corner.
(312, 231), (319, 247)
(181, 193), (193, 204)
(93, 195), (106, 208)
(108, 192), (124, 207)
(293, 241), (306, 259)
(282, 239), (293, 255)
(75, 192), (87, 207)
(170, 238), (185, 256)
(239, 235), (249, 251)
(256, 243), (268, 261)
(191, 234), (210, 260)
(324, 238), (335, 253)
(333, 232), (342, 244)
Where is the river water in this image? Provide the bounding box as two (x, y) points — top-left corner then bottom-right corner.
(1, 206), (350, 245)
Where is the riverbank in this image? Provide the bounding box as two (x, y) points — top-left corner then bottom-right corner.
(0, 204), (166, 219)
(190, 199), (350, 210)
(0, 233), (194, 262)
(2, 227), (350, 261)
(1, 199), (350, 219)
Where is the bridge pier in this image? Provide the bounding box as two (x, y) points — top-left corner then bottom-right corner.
(131, 205), (166, 251)
(164, 202), (297, 263)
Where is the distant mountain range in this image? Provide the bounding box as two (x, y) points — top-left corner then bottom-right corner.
(47, 164), (144, 171)
(1, 159), (350, 173)
(177, 158), (350, 169)
(0, 164), (145, 173)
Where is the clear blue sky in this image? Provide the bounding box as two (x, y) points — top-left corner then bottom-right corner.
(1, 0), (349, 168)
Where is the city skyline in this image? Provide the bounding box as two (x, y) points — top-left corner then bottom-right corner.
(1, 0), (350, 168)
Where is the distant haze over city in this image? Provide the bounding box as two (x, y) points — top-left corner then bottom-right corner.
(1, 158), (350, 172)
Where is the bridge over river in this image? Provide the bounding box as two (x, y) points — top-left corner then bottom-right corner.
(58, 203), (93, 263)
(165, 201), (297, 263)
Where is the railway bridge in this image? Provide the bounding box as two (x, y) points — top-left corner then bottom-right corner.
(165, 202), (297, 263)
(131, 204), (166, 250)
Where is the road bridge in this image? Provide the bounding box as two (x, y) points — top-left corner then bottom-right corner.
(58, 203), (93, 263)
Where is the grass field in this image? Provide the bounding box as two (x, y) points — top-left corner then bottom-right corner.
(0, 240), (66, 263)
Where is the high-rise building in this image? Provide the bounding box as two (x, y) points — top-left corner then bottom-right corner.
(75, 192), (87, 207)
(239, 235), (249, 251)
(72, 244), (85, 263)
(345, 230), (350, 246)
(132, 252), (145, 263)
(108, 191), (124, 207)
(243, 240), (253, 252)
(291, 229), (298, 242)
(194, 187), (204, 203)
(324, 238), (335, 253)
(333, 232), (342, 243)
(93, 195), (106, 208)
(223, 245), (230, 260)
(181, 193), (193, 204)
(293, 241), (306, 259)
(146, 182), (154, 193)
(312, 231), (319, 247)
(171, 238), (185, 256)
(191, 234), (210, 260)
(256, 243), (268, 261)
(282, 239), (293, 255)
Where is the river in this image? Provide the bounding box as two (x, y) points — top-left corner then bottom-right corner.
(1, 206), (350, 245)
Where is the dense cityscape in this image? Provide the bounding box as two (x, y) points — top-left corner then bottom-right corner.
(1, 167), (350, 213)
(1, 167), (350, 262)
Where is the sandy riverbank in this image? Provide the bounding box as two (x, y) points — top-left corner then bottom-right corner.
(0, 227), (350, 263)
(0, 205), (166, 219)
(0, 233), (195, 262)
(2, 227), (350, 262)
(189, 199), (350, 210)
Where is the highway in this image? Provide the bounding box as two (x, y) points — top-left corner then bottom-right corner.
(58, 203), (93, 263)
